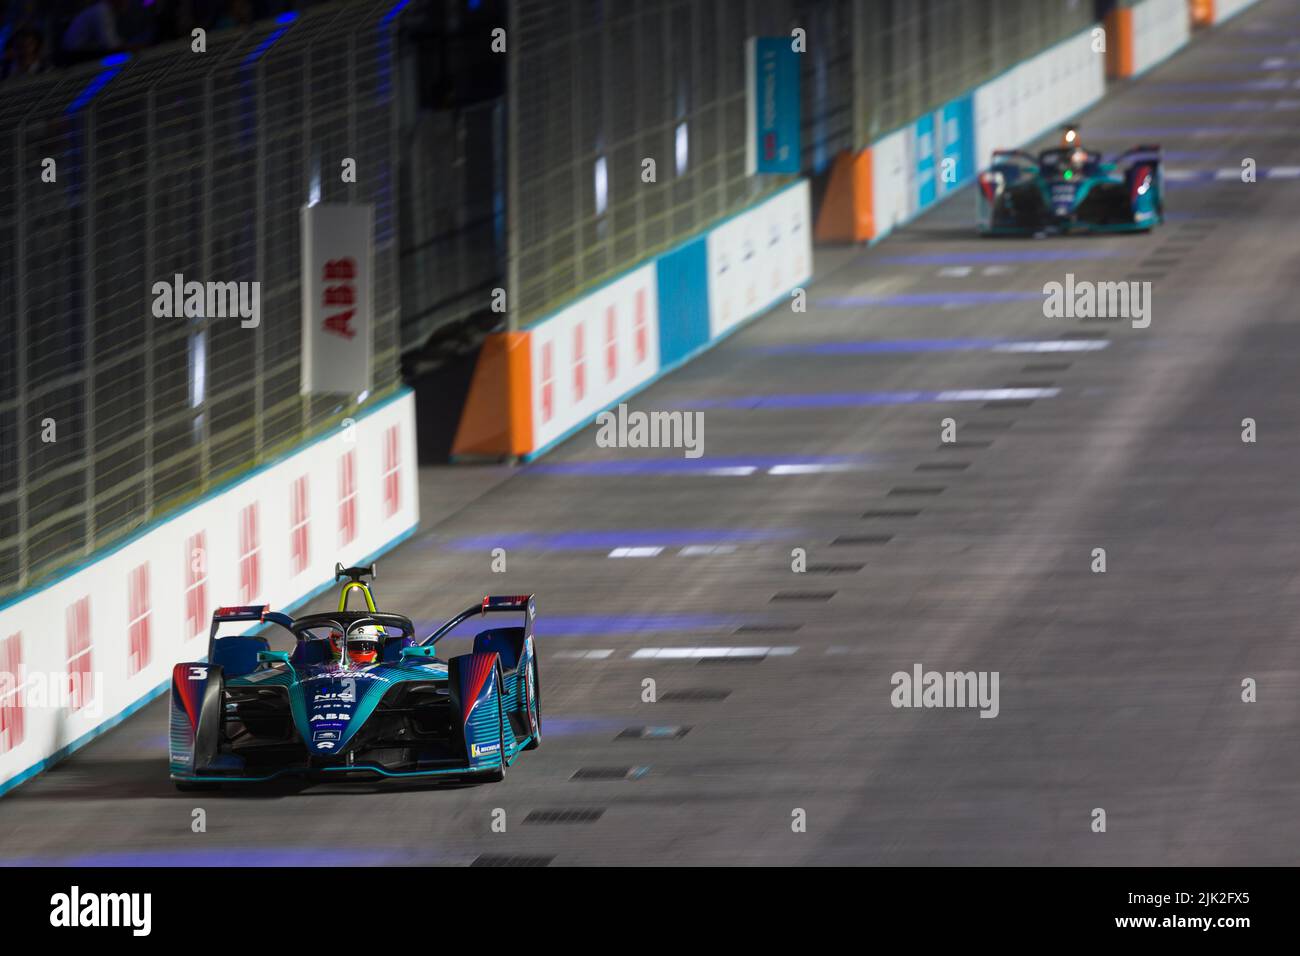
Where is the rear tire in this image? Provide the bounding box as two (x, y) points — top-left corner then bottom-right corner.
(522, 657), (541, 750)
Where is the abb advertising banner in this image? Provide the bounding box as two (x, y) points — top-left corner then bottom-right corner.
(0, 390), (418, 795)
(529, 265), (661, 454)
(300, 203), (374, 395)
(518, 181), (810, 458)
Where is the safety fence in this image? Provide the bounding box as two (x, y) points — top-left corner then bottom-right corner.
(0, 0), (407, 599)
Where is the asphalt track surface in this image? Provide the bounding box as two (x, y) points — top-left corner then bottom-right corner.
(5, 2), (1300, 866)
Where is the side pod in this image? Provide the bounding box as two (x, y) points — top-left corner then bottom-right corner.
(169, 662), (224, 777)
(448, 651), (515, 771)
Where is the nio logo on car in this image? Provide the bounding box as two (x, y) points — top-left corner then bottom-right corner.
(313, 689), (355, 703)
(49, 886), (151, 936)
(1042, 273), (1151, 330)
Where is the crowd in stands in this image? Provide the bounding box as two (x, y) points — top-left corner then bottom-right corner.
(0, 0), (332, 81)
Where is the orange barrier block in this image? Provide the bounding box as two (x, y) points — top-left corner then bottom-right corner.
(451, 331), (534, 458)
(1106, 7), (1135, 78)
(1191, 0), (1214, 27)
(813, 147), (874, 244)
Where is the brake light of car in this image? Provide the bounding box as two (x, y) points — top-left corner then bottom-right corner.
(1131, 164), (1153, 203)
(214, 604), (269, 619)
(977, 171), (1000, 205)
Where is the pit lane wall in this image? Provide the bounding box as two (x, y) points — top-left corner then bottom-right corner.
(0, 389), (419, 796)
(452, 181), (812, 460)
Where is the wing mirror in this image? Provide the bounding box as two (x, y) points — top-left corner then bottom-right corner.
(400, 645), (436, 661)
(257, 650), (291, 665)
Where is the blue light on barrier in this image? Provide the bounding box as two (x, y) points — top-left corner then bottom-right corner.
(383, 0), (413, 25)
(65, 65), (125, 114)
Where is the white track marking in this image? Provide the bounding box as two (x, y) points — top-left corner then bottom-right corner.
(630, 646), (799, 660)
(679, 544), (737, 556)
(935, 388), (1059, 401)
(993, 340), (1109, 353)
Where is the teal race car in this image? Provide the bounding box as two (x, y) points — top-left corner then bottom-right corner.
(169, 567), (540, 789)
(977, 126), (1163, 235)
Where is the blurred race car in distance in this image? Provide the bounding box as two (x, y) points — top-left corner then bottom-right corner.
(977, 125), (1163, 235)
(169, 571), (540, 790)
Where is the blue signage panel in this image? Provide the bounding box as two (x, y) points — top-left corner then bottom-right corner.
(939, 93), (975, 198)
(914, 112), (936, 209)
(750, 37), (801, 175)
(656, 237), (710, 368)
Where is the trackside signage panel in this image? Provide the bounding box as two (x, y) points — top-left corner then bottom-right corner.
(301, 203), (374, 395)
(745, 37), (801, 175)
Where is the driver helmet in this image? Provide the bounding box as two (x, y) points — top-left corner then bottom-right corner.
(329, 624), (383, 666)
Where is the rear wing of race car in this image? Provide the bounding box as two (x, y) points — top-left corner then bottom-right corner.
(422, 594), (536, 646)
(1113, 144), (1162, 166)
(206, 605), (269, 659)
(988, 148), (1039, 168)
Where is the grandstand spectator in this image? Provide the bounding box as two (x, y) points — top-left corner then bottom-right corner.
(1, 25), (49, 80)
(61, 0), (131, 64)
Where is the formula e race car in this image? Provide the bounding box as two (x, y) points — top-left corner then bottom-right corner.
(169, 566), (540, 789)
(977, 126), (1163, 235)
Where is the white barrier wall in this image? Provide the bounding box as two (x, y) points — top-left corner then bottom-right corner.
(0, 389), (419, 794)
(870, 128), (914, 242)
(1214, 0), (1264, 24)
(707, 180), (812, 339)
(973, 27), (1106, 170)
(1132, 0), (1191, 77)
(523, 181), (811, 457)
(528, 264), (661, 453)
